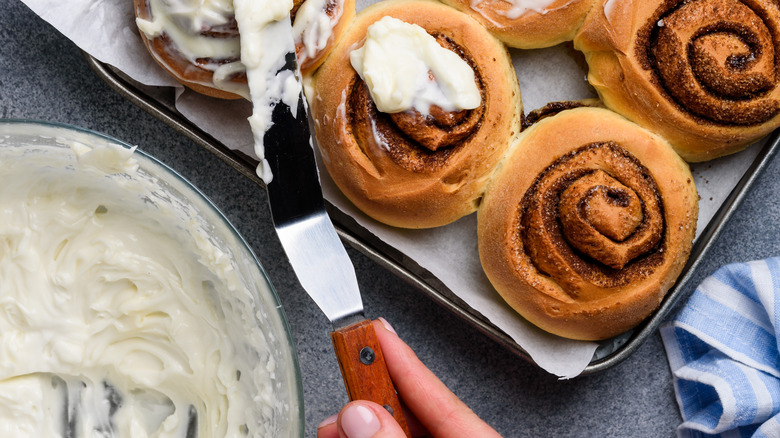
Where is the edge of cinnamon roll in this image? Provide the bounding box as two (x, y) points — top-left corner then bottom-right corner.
(478, 107), (698, 340)
(438, 0), (598, 49)
(574, 0), (780, 162)
(294, 0), (357, 74)
(310, 0), (523, 229)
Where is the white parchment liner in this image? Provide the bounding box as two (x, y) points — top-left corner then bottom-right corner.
(22, 0), (764, 377)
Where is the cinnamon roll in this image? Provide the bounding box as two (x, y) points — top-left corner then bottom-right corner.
(134, 0), (355, 99)
(310, 0), (522, 228)
(478, 107), (698, 340)
(293, 0), (356, 73)
(437, 0), (598, 48)
(574, 0), (780, 162)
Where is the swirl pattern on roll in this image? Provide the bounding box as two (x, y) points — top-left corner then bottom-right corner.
(478, 107), (698, 340)
(574, 0), (780, 161)
(642, 0), (779, 125)
(521, 142), (665, 291)
(310, 0), (522, 228)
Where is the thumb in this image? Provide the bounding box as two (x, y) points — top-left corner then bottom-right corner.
(337, 400), (408, 438)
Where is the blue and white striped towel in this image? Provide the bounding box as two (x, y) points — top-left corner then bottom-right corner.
(660, 257), (780, 438)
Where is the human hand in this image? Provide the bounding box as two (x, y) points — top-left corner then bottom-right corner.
(317, 318), (501, 438)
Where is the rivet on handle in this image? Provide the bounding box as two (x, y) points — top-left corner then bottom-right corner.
(359, 346), (375, 365)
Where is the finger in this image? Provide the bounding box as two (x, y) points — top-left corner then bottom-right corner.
(372, 318), (501, 438)
(398, 400), (427, 437)
(338, 400), (409, 438)
(317, 413), (339, 438)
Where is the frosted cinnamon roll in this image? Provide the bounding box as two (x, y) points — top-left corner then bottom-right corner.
(310, 0), (522, 229)
(134, 0), (355, 99)
(293, 0), (356, 73)
(574, 0), (780, 162)
(478, 107), (698, 340)
(437, 0), (598, 48)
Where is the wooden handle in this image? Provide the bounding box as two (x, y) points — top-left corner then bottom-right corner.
(331, 319), (411, 437)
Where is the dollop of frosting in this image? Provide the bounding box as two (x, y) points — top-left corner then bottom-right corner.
(350, 16), (481, 115)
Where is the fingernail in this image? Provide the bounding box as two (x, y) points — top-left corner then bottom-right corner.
(317, 413), (338, 429)
(341, 404), (381, 438)
(378, 317), (397, 335)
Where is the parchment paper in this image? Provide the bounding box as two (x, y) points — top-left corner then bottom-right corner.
(23, 0), (763, 377)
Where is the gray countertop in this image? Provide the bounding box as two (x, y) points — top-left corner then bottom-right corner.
(4, 1), (780, 436)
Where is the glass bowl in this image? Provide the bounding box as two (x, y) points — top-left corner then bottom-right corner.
(0, 120), (303, 436)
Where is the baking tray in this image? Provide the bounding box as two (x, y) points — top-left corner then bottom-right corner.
(84, 53), (780, 375)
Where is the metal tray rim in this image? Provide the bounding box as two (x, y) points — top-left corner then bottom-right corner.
(84, 53), (780, 375)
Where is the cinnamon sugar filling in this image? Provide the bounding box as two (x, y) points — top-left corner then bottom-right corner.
(517, 142), (666, 294)
(636, 0), (780, 126)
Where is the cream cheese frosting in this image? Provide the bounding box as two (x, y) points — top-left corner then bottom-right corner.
(134, 0), (337, 102)
(349, 16), (481, 115)
(135, 0), (333, 183)
(233, 0), (301, 185)
(293, 0), (342, 65)
(135, 0), (248, 98)
(0, 133), (290, 437)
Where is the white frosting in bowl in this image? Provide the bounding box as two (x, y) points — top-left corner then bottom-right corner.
(0, 121), (302, 437)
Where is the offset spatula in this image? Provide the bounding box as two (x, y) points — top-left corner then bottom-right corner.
(258, 11), (410, 436)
